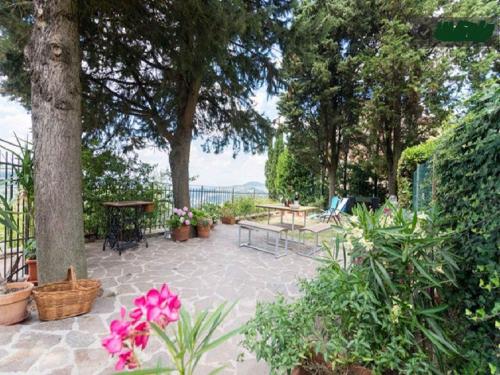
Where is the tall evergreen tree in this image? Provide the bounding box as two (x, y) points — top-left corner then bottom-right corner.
(278, 0), (375, 201)
(80, 0), (290, 208)
(1, 0), (291, 208)
(359, 0), (452, 195)
(265, 127), (285, 198)
(27, 0), (87, 282)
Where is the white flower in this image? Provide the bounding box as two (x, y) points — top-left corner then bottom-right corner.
(359, 238), (375, 251)
(350, 228), (364, 240)
(390, 303), (401, 323)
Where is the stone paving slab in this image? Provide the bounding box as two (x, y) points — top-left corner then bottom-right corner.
(0, 224), (320, 374)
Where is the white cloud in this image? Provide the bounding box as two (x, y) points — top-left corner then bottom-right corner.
(0, 97), (32, 143)
(0, 91), (278, 186)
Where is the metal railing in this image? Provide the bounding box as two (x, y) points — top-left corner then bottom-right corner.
(0, 140), (32, 281)
(146, 184), (268, 231)
(0, 134), (269, 277)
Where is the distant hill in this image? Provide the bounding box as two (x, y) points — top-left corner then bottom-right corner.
(232, 181), (267, 193)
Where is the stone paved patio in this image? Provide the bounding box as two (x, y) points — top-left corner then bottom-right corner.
(0, 224), (320, 374)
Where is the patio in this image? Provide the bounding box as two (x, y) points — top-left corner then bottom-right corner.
(0, 224), (320, 375)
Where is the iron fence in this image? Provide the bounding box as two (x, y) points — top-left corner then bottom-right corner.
(0, 139), (33, 282)
(146, 184), (268, 231)
(0, 133), (269, 277)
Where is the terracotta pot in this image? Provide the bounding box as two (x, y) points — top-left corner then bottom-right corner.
(26, 259), (38, 285)
(144, 203), (155, 213)
(221, 216), (236, 225)
(197, 224), (210, 238)
(0, 281), (34, 325)
(291, 352), (372, 375)
(172, 225), (190, 241)
(292, 365), (372, 375)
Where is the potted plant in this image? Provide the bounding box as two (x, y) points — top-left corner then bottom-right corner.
(167, 207), (193, 241)
(24, 239), (37, 285)
(0, 275), (34, 325)
(201, 203), (221, 229)
(196, 215), (212, 238)
(220, 203), (237, 224)
(0, 198), (33, 325)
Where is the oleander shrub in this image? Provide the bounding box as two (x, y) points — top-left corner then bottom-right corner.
(434, 80), (500, 373)
(243, 204), (459, 374)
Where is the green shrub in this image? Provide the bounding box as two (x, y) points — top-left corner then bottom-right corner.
(397, 138), (439, 208)
(233, 197), (255, 217)
(434, 80), (500, 373)
(220, 202), (237, 218)
(82, 148), (160, 237)
(201, 203), (221, 222)
(243, 204), (459, 373)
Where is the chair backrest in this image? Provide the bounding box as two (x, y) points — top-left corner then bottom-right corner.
(336, 198), (349, 213)
(330, 196), (340, 210)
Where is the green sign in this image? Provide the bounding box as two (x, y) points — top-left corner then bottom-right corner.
(434, 20), (495, 43)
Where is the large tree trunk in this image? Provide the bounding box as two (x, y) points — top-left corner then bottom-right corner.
(169, 78), (201, 209)
(28, 0), (87, 283)
(327, 159), (338, 203)
(169, 129), (192, 209)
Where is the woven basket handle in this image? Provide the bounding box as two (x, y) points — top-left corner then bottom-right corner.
(67, 266), (77, 289)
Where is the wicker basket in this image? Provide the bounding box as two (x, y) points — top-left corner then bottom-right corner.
(33, 266), (101, 321)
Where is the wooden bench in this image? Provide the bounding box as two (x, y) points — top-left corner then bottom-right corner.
(238, 220), (288, 258)
(297, 223), (332, 257)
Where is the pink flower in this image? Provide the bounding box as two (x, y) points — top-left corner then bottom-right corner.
(115, 350), (138, 371)
(130, 284), (181, 329)
(183, 206), (188, 212)
(102, 334), (123, 354)
(188, 212), (193, 218)
(184, 219), (190, 226)
(102, 284), (181, 369)
(133, 321), (150, 350)
(102, 307), (131, 354)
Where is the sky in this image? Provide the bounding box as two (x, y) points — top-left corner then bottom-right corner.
(0, 87), (279, 186)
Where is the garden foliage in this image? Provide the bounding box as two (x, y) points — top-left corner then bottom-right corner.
(434, 80), (499, 372)
(82, 148), (161, 237)
(243, 204), (459, 374)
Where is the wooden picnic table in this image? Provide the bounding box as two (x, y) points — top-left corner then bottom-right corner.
(255, 204), (318, 231)
(102, 200), (153, 255)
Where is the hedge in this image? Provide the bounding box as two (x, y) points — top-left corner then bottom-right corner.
(434, 80), (499, 372)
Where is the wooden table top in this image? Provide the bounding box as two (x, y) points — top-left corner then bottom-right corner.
(256, 204), (317, 212)
(102, 200), (153, 208)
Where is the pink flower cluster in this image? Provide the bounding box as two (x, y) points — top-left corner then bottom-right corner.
(102, 284), (181, 370)
(173, 206), (193, 226)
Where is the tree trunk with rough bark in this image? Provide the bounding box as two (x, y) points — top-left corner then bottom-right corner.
(327, 160), (338, 203)
(168, 77), (201, 209)
(169, 129), (192, 209)
(27, 0), (87, 283)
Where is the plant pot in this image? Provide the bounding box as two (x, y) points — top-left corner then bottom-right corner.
(26, 259), (38, 285)
(221, 216), (236, 225)
(197, 224), (210, 238)
(0, 282), (34, 325)
(144, 202), (155, 213)
(292, 364), (372, 375)
(291, 352), (372, 375)
(172, 225), (190, 241)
